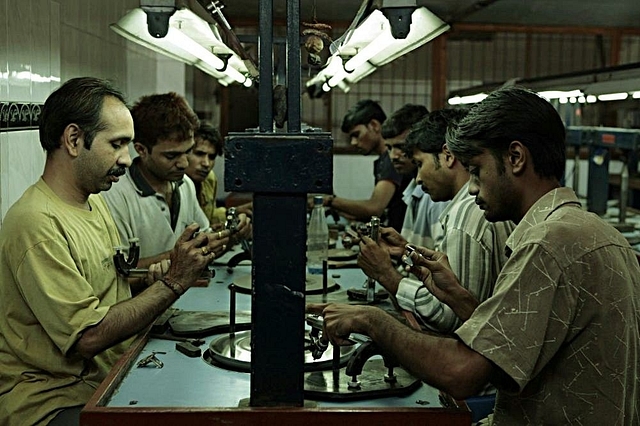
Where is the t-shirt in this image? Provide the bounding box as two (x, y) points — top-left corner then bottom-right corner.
(374, 150), (407, 232)
(0, 179), (134, 426)
(198, 171), (227, 225)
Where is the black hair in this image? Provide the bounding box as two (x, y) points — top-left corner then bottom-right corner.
(446, 86), (565, 181)
(404, 109), (469, 162)
(130, 92), (199, 151)
(381, 104), (429, 139)
(341, 99), (386, 133)
(39, 77), (126, 154)
(195, 121), (223, 156)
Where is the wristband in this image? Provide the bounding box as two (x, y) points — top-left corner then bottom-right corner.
(159, 277), (185, 297)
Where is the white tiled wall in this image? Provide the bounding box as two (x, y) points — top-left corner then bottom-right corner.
(0, 0), (189, 224)
(0, 0), (61, 223)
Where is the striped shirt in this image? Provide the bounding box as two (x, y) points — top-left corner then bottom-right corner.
(396, 182), (514, 334)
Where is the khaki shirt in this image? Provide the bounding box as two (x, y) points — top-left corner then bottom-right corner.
(456, 187), (640, 425)
(0, 179), (133, 426)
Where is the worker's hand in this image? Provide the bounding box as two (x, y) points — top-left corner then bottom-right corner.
(203, 228), (232, 257)
(146, 258), (171, 286)
(306, 303), (377, 346)
(406, 245), (461, 303)
(235, 202), (253, 217)
(378, 227), (407, 258)
(358, 236), (400, 292)
(164, 223), (216, 290)
(233, 213), (252, 241)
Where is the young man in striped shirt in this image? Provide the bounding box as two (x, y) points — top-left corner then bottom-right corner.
(357, 109), (514, 334)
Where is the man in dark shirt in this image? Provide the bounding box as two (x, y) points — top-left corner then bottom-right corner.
(320, 100), (406, 232)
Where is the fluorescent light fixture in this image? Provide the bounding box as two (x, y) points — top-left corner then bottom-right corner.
(632, 92), (640, 99)
(448, 93), (488, 105)
(538, 90), (583, 100)
(586, 95), (597, 103)
(306, 6), (449, 93)
(111, 8), (250, 87)
(597, 92), (629, 101)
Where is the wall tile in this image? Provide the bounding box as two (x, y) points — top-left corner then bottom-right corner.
(31, 0), (53, 102)
(50, 1), (61, 90)
(0, 130), (44, 219)
(0, 0), (8, 102)
(7, 0), (32, 102)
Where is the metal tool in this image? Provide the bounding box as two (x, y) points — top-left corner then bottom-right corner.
(306, 314), (329, 359)
(225, 207), (253, 270)
(401, 245), (416, 267)
(113, 238), (215, 280)
(364, 217), (380, 302)
(136, 351), (166, 368)
(306, 314), (370, 360)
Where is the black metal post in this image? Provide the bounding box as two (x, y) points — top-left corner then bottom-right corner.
(286, 0), (301, 132)
(258, 0), (273, 133)
(225, 0), (333, 408)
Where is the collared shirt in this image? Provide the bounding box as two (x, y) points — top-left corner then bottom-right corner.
(400, 179), (449, 248)
(456, 187), (640, 425)
(396, 182), (514, 334)
(103, 158), (208, 259)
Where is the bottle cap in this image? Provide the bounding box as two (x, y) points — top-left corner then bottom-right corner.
(313, 195), (323, 206)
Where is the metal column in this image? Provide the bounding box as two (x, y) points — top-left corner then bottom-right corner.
(224, 0), (333, 407)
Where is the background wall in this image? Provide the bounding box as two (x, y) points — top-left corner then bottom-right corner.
(1, 1), (639, 223)
(0, 0), (190, 224)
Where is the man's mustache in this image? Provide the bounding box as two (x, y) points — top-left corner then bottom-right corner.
(108, 167), (126, 177)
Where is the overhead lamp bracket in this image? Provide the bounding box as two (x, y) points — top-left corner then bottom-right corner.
(140, 0), (177, 38)
(381, 0), (417, 39)
(215, 53), (232, 72)
(339, 54), (355, 73)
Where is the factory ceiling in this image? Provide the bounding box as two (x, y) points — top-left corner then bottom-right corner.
(184, 0), (640, 29)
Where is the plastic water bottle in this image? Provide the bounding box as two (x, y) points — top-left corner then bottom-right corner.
(307, 195), (329, 275)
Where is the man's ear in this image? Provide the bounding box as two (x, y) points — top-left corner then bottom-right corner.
(134, 142), (147, 157)
(442, 143), (456, 167)
(368, 119), (382, 133)
(62, 124), (82, 157)
(507, 141), (526, 174)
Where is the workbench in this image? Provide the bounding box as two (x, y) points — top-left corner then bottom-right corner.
(81, 250), (471, 425)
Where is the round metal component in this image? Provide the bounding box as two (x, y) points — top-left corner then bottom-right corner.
(203, 330), (356, 373)
(304, 359), (422, 401)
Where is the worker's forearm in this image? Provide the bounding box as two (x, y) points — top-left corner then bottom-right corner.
(332, 197), (385, 220)
(362, 308), (491, 399)
(74, 281), (178, 358)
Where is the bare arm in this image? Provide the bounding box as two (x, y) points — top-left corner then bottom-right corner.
(308, 303), (494, 399)
(74, 224), (214, 359)
(331, 180), (396, 221)
(74, 280), (178, 358)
